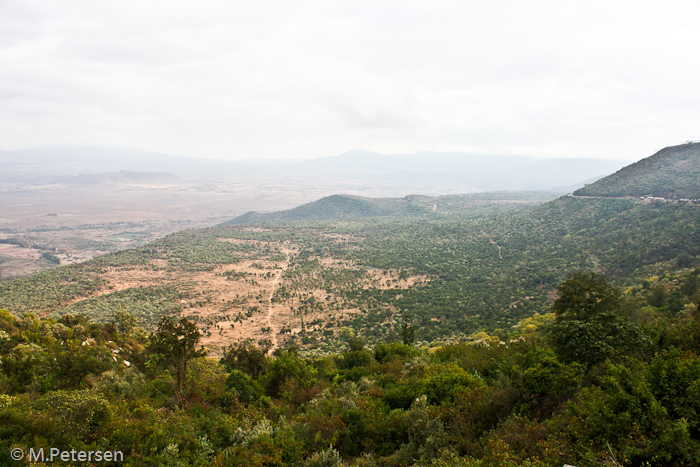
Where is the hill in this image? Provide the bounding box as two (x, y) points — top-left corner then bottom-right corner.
(1, 144), (628, 196)
(292, 149), (629, 193)
(2, 144), (699, 353)
(2, 195), (699, 354)
(221, 192), (558, 225)
(574, 142), (700, 198)
(2, 145), (700, 467)
(224, 194), (422, 225)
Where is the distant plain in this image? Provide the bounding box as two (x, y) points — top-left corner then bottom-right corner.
(0, 145), (628, 280)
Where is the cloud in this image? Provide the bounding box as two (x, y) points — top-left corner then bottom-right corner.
(0, 0), (699, 159)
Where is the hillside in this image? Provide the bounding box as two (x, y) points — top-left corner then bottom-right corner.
(2, 194), (699, 354)
(574, 141), (700, 198)
(2, 146), (699, 353)
(2, 262), (699, 466)
(2, 148), (700, 466)
(223, 194), (419, 225)
(221, 192), (558, 225)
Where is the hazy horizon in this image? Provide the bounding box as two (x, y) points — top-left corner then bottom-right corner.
(0, 142), (644, 163)
(2, 1), (699, 162)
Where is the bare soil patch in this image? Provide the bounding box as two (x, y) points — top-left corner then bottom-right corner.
(54, 240), (428, 356)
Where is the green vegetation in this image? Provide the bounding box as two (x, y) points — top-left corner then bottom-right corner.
(0, 265), (103, 316)
(549, 272), (649, 368)
(1, 267), (699, 466)
(2, 196), (700, 351)
(148, 316), (208, 393)
(574, 142), (700, 198)
(222, 191), (558, 226)
(106, 232), (149, 242)
(315, 196), (700, 343)
(57, 286), (187, 329)
(2, 145), (700, 464)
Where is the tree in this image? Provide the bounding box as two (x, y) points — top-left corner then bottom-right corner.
(0, 342), (46, 393)
(53, 341), (114, 390)
(340, 327), (365, 352)
(401, 318), (415, 346)
(264, 349), (317, 398)
(550, 272), (648, 367)
(148, 316), (207, 393)
(225, 369), (261, 403)
(552, 272), (620, 320)
(112, 308), (137, 336)
(220, 342), (268, 378)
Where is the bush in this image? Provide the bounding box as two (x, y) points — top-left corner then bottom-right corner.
(225, 370), (261, 403)
(374, 342), (419, 363)
(304, 447), (345, 467)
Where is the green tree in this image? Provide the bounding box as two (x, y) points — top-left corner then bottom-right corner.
(148, 316), (207, 393)
(225, 369), (262, 403)
(53, 341), (114, 389)
(374, 342), (419, 363)
(401, 318), (415, 346)
(552, 272), (620, 320)
(550, 272), (648, 367)
(0, 342), (46, 392)
(264, 349), (317, 398)
(220, 342), (268, 378)
(112, 308), (137, 336)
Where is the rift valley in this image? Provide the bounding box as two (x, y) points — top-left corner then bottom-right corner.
(1, 143), (700, 466)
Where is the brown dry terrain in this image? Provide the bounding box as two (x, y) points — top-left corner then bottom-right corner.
(0, 183), (315, 281)
(0, 181), (433, 355)
(51, 234), (428, 355)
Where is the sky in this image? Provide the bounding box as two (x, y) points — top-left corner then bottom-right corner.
(1, 0), (699, 161)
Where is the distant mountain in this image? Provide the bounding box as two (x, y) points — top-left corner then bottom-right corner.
(220, 191), (560, 225)
(290, 150), (629, 193)
(0, 145), (238, 185)
(223, 195), (424, 225)
(53, 170), (184, 187)
(574, 142), (700, 199)
(1, 144), (630, 196)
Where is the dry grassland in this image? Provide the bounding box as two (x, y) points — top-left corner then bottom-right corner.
(57, 236), (427, 355)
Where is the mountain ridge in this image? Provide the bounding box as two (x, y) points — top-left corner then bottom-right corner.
(220, 192), (561, 225)
(1, 144), (630, 194)
(574, 142), (700, 199)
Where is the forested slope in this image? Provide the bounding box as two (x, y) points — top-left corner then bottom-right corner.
(222, 192), (557, 226)
(2, 196), (698, 351)
(1, 264), (700, 466)
(574, 142), (700, 198)
(3, 150), (700, 465)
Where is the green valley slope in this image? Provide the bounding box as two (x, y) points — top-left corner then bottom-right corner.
(574, 141), (700, 198)
(2, 197), (699, 352)
(2, 144), (699, 351)
(221, 191), (559, 225)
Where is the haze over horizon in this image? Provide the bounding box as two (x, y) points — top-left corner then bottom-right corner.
(0, 143), (642, 163)
(1, 1), (699, 162)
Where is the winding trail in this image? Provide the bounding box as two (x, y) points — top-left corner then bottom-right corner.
(481, 229), (503, 260)
(264, 248), (291, 354)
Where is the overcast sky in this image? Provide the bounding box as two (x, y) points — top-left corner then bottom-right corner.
(1, 0), (699, 161)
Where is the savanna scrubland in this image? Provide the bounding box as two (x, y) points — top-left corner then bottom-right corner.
(1, 143), (700, 466)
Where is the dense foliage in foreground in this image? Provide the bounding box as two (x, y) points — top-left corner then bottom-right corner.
(2, 267), (700, 466)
